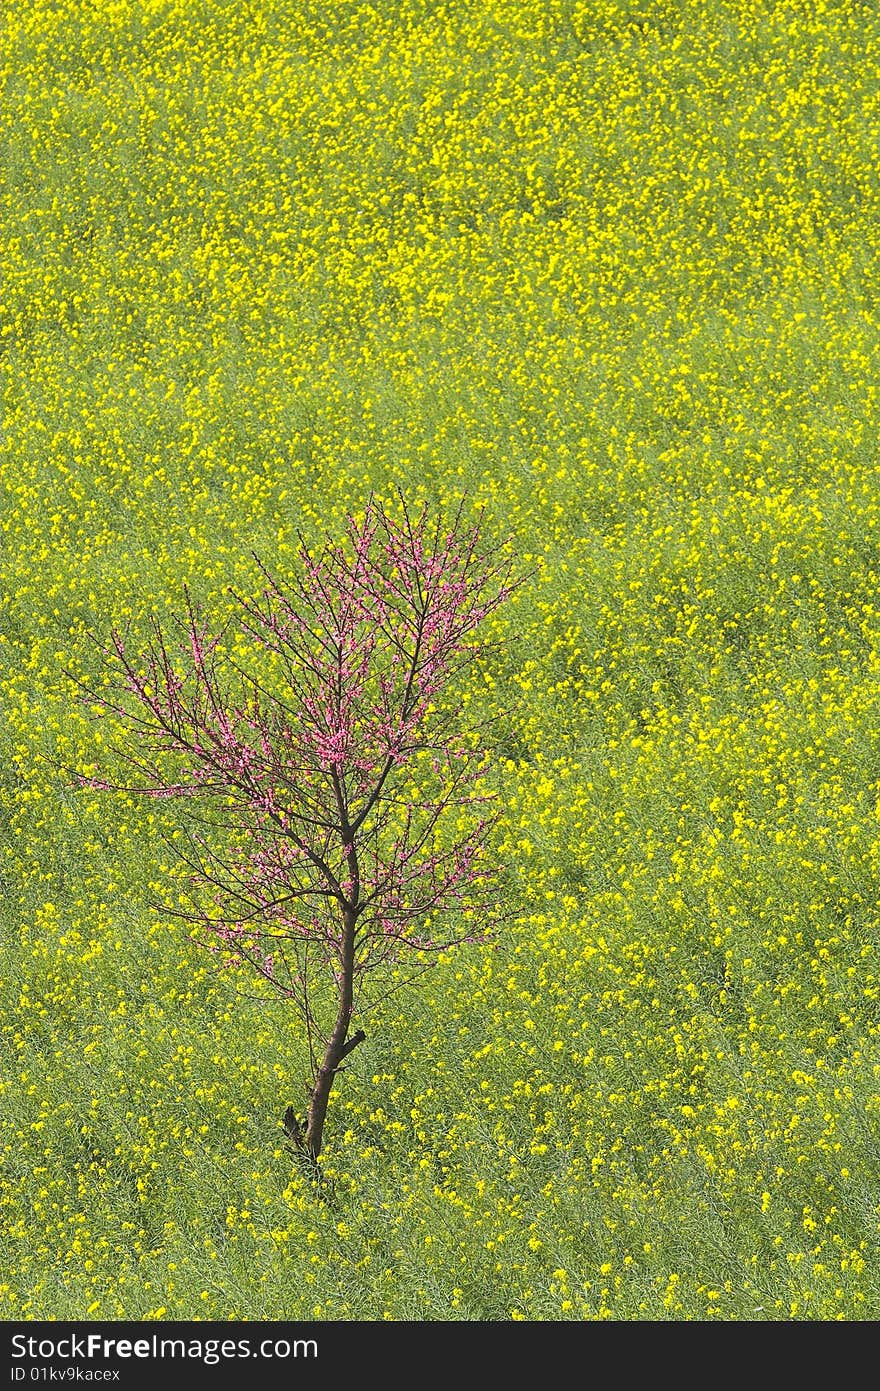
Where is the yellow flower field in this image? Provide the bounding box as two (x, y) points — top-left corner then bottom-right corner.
(2, 0), (880, 1318)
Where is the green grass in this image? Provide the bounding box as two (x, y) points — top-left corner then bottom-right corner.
(3, 0), (880, 1319)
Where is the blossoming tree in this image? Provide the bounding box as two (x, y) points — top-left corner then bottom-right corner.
(75, 497), (517, 1160)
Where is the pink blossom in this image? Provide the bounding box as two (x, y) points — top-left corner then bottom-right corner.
(76, 494), (522, 1160)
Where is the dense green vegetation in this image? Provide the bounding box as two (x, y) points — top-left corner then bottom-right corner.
(3, 0), (880, 1318)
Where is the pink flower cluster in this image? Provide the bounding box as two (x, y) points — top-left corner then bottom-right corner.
(78, 495), (518, 1005)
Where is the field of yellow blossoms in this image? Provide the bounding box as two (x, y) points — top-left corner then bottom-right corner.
(3, 0), (880, 1320)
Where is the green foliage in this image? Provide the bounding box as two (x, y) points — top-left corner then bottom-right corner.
(3, 0), (880, 1319)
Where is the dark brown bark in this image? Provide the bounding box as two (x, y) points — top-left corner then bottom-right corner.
(300, 906), (363, 1160)
(289, 780), (368, 1162)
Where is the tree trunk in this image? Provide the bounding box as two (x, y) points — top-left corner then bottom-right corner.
(301, 906), (364, 1161)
